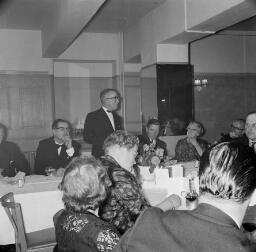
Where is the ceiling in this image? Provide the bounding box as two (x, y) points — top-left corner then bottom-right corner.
(0, 0), (167, 33)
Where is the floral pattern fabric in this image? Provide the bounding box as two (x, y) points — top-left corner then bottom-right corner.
(99, 155), (150, 235)
(175, 137), (208, 162)
(54, 209), (120, 252)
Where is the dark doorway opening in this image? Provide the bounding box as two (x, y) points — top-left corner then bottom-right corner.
(157, 64), (194, 135)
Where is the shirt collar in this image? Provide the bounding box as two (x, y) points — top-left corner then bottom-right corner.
(102, 106), (112, 113)
(193, 203), (239, 229)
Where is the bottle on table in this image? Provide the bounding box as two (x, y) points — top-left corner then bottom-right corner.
(185, 178), (199, 209)
(8, 160), (17, 177)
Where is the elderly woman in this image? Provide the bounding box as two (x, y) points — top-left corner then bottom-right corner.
(54, 156), (120, 252)
(175, 121), (209, 162)
(99, 130), (181, 235)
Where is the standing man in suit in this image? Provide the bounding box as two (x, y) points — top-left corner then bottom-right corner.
(34, 119), (80, 175)
(83, 88), (122, 158)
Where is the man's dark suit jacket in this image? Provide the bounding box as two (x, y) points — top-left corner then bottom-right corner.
(138, 134), (167, 157)
(0, 141), (30, 177)
(114, 203), (256, 252)
(83, 108), (122, 158)
(34, 137), (80, 175)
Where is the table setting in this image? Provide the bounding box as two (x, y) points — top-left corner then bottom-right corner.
(0, 172), (63, 245)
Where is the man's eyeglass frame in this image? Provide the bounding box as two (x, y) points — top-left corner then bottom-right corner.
(105, 96), (120, 101)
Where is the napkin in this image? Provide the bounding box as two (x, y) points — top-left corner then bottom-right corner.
(155, 168), (169, 186)
(170, 164), (184, 177)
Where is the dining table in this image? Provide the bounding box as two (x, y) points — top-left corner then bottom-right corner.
(0, 174), (63, 245)
(1, 161), (256, 245)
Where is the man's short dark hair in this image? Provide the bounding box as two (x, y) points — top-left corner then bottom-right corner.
(52, 119), (70, 129)
(100, 88), (119, 102)
(146, 118), (160, 128)
(200, 142), (256, 202)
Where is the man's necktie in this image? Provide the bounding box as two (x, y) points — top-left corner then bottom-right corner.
(56, 143), (63, 155)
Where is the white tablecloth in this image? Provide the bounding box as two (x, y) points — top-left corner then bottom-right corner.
(2, 172), (256, 245)
(0, 175), (63, 245)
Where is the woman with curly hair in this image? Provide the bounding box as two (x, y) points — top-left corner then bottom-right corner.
(99, 130), (181, 235)
(54, 156), (120, 252)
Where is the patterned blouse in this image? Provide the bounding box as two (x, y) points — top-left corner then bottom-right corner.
(99, 155), (150, 235)
(175, 137), (208, 162)
(54, 209), (120, 252)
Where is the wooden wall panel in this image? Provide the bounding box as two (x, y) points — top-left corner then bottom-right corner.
(21, 87), (45, 127)
(0, 73), (53, 151)
(0, 87), (9, 125)
(124, 85), (142, 133)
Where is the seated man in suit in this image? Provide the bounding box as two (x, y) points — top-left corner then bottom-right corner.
(219, 118), (247, 144)
(34, 119), (80, 175)
(0, 123), (30, 177)
(83, 88), (122, 158)
(138, 119), (167, 158)
(114, 142), (256, 252)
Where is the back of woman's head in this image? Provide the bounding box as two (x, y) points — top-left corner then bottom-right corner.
(200, 142), (256, 202)
(59, 156), (109, 212)
(103, 130), (139, 153)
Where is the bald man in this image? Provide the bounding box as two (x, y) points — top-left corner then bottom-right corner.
(245, 112), (256, 152)
(219, 119), (247, 145)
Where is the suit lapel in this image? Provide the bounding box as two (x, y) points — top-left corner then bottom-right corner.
(100, 108), (115, 131)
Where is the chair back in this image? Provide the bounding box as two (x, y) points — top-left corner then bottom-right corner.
(23, 151), (36, 174)
(0, 192), (27, 252)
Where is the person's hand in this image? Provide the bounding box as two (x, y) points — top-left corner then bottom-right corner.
(56, 168), (65, 177)
(167, 194), (182, 209)
(64, 135), (72, 149)
(155, 194), (181, 211)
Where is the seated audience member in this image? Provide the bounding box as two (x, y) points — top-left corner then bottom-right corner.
(219, 119), (247, 144)
(138, 119), (167, 158)
(99, 130), (180, 235)
(114, 142), (256, 252)
(162, 117), (186, 136)
(175, 121), (208, 162)
(54, 156), (120, 252)
(0, 123), (29, 177)
(245, 112), (256, 152)
(34, 119), (80, 175)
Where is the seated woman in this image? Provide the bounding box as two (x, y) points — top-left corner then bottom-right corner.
(175, 121), (209, 162)
(54, 156), (120, 252)
(0, 123), (29, 177)
(99, 130), (181, 235)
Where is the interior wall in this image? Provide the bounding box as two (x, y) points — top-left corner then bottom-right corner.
(54, 62), (114, 127)
(191, 35), (256, 143)
(0, 29), (51, 73)
(140, 65), (158, 126)
(195, 74), (256, 143)
(54, 76), (113, 125)
(191, 35), (245, 73)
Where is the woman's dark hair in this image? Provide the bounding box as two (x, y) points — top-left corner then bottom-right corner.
(200, 142), (256, 202)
